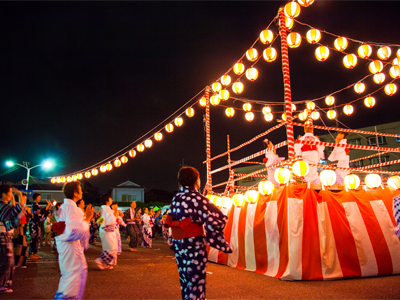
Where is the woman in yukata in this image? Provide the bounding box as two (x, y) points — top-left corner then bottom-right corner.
(111, 203), (126, 255)
(141, 208), (152, 248)
(95, 194), (117, 270)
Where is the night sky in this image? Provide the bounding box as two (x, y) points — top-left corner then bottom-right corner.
(1, 1), (400, 193)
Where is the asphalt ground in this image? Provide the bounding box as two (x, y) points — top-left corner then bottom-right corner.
(2, 237), (400, 300)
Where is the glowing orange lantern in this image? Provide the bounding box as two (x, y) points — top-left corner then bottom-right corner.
(129, 149), (136, 158)
(315, 46), (329, 61)
(306, 101), (315, 110)
(232, 81), (244, 94)
(244, 190), (260, 204)
(306, 28), (321, 44)
(91, 168), (98, 176)
(298, 112), (307, 121)
(264, 113), (273, 122)
(284, 1), (301, 18)
(260, 29), (274, 44)
(185, 107), (195, 117)
(212, 82), (222, 93)
(343, 104), (354, 115)
(262, 106), (271, 114)
(233, 194), (245, 207)
(221, 196), (232, 208)
(61, 177), (66, 183)
(327, 109), (336, 119)
(344, 174), (360, 190)
(325, 95), (335, 106)
(154, 132), (163, 141)
(291, 103), (296, 111)
(258, 180), (274, 195)
(388, 175), (400, 190)
(364, 96), (376, 108)
(373, 73), (385, 84)
(279, 16), (294, 30)
(56, 178), (61, 183)
(365, 174), (382, 189)
(121, 156), (128, 163)
(221, 74), (231, 86)
(245, 67), (258, 81)
(246, 48), (258, 62)
(274, 168), (291, 184)
(243, 102), (252, 112)
(369, 60), (383, 74)
(210, 94), (220, 106)
(67, 176), (72, 182)
(389, 65), (400, 79)
(358, 44), (372, 59)
(334, 37), (348, 51)
(114, 159), (121, 167)
(343, 54), (358, 69)
(51, 178), (56, 184)
(354, 82), (366, 94)
(100, 165), (106, 173)
(199, 96), (207, 107)
(219, 89), (230, 101)
(72, 175), (78, 181)
(225, 107), (235, 117)
(292, 160), (309, 177)
(398, 49), (400, 58)
(165, 123), (174, 133)
(311, 111), (320, 120)
(206, 194), (215, 204)
(384, 83), (397, 96)
(393, 57), (400, 66)
(282, 113), (287, 121)
(377, 46), (391, 60)
(287, 32), (302, 48)
(263, 47), (277, 62)
(319, 170), (336, 186)
(174, 117), (183, 127)
(137, 144), (145, 152)
(297, 0), (314, 7)
(233, 62), (245, 75)
(144, 139), (153, 148)
(245, 112), (254, 122)
(215, 197), (222, 208)
(85, 171), (91, 179)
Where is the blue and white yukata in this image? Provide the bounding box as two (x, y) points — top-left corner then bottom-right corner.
(328, 138), (350, 185)
(54, 198), (90, 300)
(170, 186), (232, 300)
(142, 213), (152, 248)
(116, 216), (126, 254)
(96, 205), (117, 268)
(394, 195), (400, 238)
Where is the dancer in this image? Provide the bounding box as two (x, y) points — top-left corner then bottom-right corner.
(123, 201), (140, 252)
(141, 208), (152, 248)
(167, 166), (232, 300)
(95, 194), (117, 269)
(263, 139), (285, 185)
(29, 193), (44, 259)
(13, 193), (31, 269)
(328, 131), (350, 184)
(54, 181), (93, 300)
(111, 203), (126, 255)
(89, 207), (99, 245)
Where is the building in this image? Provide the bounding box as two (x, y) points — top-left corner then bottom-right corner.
(111, 181), (145, 203)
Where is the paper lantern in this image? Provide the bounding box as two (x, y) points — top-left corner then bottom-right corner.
(319, 170), (336, 186)
(364, 96), (376, 108)
(215, 197), (222, 208)
(258, 180), (274, 195)
(343, 104), (354, 115)
(298, 112), (307, 121)
(306, 28), (321, 44)
(221, 196), (232, 208)
(232, 81), (244, 94)
(343, 54), (358, 69)
(233, 62), (245, 75)
(281, 113), (287, 121)
(354, 82), (366, 94)
(199, 96), (207, 107)
(106, 164), (113, 171)
(77, 173), (83, 180)
(292, 160), (309, 177)
(297, 0), (314, 7)
(284, 1), (301, 18)
(306, 101), (315, 110)
(221, 74), (231, 86)
(206, 194), (216, 204)
(264, 113), (273, 122)
(154, 132), (163, 141)
(274, 168), (291, 184)
(263, 47), (277, 62)
(334, 37), (348, 51)
(245, 112), (254, 122)
(388, 175), (400, 190)
(210, 94), (220, 106)
(51, 178), (56, 183)
(377, 46), (391, 60)
(137, 144), (145, 152)
(246, 48), (258, 62)
(287, 32), (302, 48)
(291, 103), (296, 111)
(315, 46), (329, 61)
(121, 156), (128, 163)
(260, 29), (274, 44)
(327, 109), (336, 119)
(144, 139), (153, 148)
(389, 65), (400, 79)
(114, 159), (121, 167)
(365, 174), (382, 189)
(262, 106), (271, 114)
(398, 49), (400, 58)
(243, 102), (252, 112)
(279, 16), (294, 30)
(174, 117), (183, 127)
(219, 89), (230, 101)
(232, 194), (245, 207)
(393, 57), (400, 67)
(373, 73), (385, 84)
(129, 149), (136, 158)
(91, 168), (98, 176)
(245, 67), (258, 81)
(72, 175), (78, 181)
(369, 60), (383, 74)
(225, 107), (235, 117)
(344, 174), (360, 190)
(185, 107), (195, 117)
(325, 95), (335, 106)
(311, 111), (320, 120)
(54, 178), (60, 183)
(100, 166), (106, 173)
(358, 44), (372, 59)
(244, 190), (260, 204)
(384, 83), (397, 96)
(165, 123), (174, 133)
(212, 82), (222, 93)
(84, 171), (91, 179)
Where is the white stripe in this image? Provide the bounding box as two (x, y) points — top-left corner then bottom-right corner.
(244, 203), (257, 272)
(281, 198), (303, 280)
(227, 206), (241, 268)
(317, 202), (343, 280)
(370, 200), (400, 273)
(343, 202), (378, 277)
(208, 206), (231, 263)
(264, 201), (280, 277)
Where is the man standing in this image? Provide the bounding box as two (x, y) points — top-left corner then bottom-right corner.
(29, 193), (44, 259)
(123, 201), (140, 252)
(54, 181), (92, 300)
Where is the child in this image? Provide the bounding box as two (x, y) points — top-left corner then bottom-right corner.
(44, 215), (52, 245)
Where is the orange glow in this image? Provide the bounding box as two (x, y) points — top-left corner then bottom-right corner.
(373, 73), (385, 84)
(245, 112), (254, 122)
(311, 111), (320, 120)
(354, 82), (366, 94)
(262, 106), (271, 114)
(137, 144), (145, 152)
(292, 160), (309, 177)
(245, 67), (258, 81)
(274, 167), (291, 184)
(384, 83), (397, 96)
(327, 109), (336, 119)
(334, 37), (348, 51)
(369, 60), (383, 74)
(221, 74), (231, 86)
(377, 46), (391, 60)
(389, 65), (400, 78)
(319, 170), (336, 186)
(306, 101), (315, 110)
(297, 0), (314, 7)
(185, 108), (195, 117)
(343, 104), (354, 115)
(129, 149), (136, 158)
(364, 96), (376, 108)
(306, 28), (321, 44)
(85, 171), (91, 178)
(114, 159), (121, 167)
(174, 117), (183, 127)
(232, 194), (245, 207)
(225, 107), (235, 117)
(219, 89), (230, 101)
(246, 48), (258, 62)
(344, 174), (360, 190)
(263, 47), (277, 62)
(358, 44), (372, 59)
(284, 1), (301, 18)
(325, 95), (335, 106)
(233, 62), (245, 75)
(100, 165), (107, 173)
(244, 190), (260, 204)
(315, 46), (329, 61)
(343, 54), (358, 69)
(365, 174), (382, 189)
(232, 81), (244, 94)
(144, 139), (153, 148)
(210, 94), (221, 106)
(121, 156), (128, 163)
(91, 168), (98, 176)
(165, 123), (174, 133)
(260, 29), (274, 44)
(212, 82), (222, 93)
(154, 132), (163, 141)
(258, 180), (274, 195)
(199, 96), (207, 107)
(243, 102), (252, 112)
(264, 112), (273, 122)
(106, 163), (112, 171)
(287, 32), (302, 48)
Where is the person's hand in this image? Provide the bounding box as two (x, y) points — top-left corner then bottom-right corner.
(19, 194), (26, 207)
(26, 207), (31, 213)
(85, 204), (93, 222)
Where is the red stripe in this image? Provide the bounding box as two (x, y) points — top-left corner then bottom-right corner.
(253, 194), (269, 274)
(275, 185), (290, 278)
(218, 206), (235, 265)
(236, 202), (248, 270)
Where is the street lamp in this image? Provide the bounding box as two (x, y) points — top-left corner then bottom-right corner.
(5, 159), (55, 190)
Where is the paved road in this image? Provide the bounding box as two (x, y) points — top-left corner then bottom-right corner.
(2, 237), (400, 299)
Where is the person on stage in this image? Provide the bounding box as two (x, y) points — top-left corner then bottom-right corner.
(328, 131), (350, 185)
(167, 166), (232, 300)
(54, 181), (93, 300)
(263, 139), (285, 185)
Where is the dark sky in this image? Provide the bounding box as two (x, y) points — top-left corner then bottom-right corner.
(1, 1), (400, 193)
